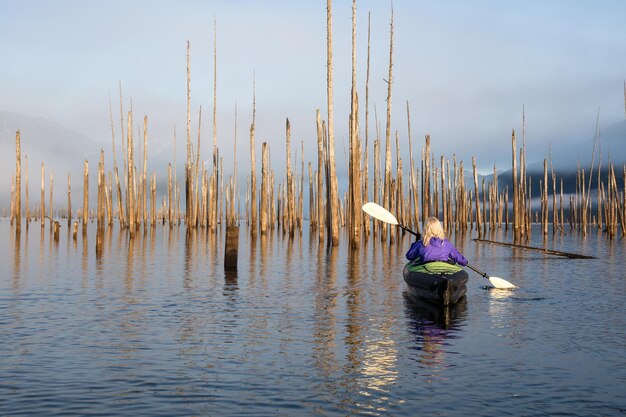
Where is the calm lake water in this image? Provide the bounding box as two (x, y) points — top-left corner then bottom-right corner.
(1, 218), (625, 416)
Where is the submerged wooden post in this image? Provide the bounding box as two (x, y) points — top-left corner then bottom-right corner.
(52, 219), (60, 241)
(224, 226), (239, 270)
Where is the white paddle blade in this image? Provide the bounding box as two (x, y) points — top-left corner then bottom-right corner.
(362, 202), (399, 225)
(489, 276), (517, 289)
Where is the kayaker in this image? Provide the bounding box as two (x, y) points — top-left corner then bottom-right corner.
(406, 217), (468, 266)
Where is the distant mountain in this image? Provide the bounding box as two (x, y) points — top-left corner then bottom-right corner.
(0, 111), (187, 213)
(452, 117), (625, 205)
(481, 119), (626, 198)
(601, 118), (626, 161)
(539, 118), (626, 171)
(0, 111), (105, 155)
(0, 111), (105, 209)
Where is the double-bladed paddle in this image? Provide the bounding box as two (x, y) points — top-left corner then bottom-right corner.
(361, 202), (516, 289)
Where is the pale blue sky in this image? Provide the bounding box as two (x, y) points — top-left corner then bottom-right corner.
(1, 0), (625, 183)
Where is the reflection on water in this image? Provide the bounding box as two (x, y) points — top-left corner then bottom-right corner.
(1, 220), (625, 417)
(403, 294), (467, 375)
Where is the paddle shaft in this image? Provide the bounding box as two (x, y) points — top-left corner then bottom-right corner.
(464, 263), (489, 278)
(399, 224), (420, 238)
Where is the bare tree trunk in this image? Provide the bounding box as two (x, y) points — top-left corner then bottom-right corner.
(151, 172), (157, 226)
(83, 160), (89, 231)
(383, 5), (395, 242)
(165, 163), (171, 226)
(390, 131), (400, 243)
(49, 172), (54, 225)
(109, 94), (125, 227)
(41, 163), (45, 228)
(212, 19), (219, 230)
(126, 111), (135, 237)
(25, 155), (29, 226)
(10, 175), (14, 225)
(326, 0), (340, 245)
(232, 105), (238, 225)
(481, 178), (487, 235)
(316, 109), (324, 240)
(348, 0), (361, 247)
(106, 173), (113, 226)
(552, 170), (557, 234)
(407, 103), (418, 231)
(308, 162), (315, 229)
(15, 131), (21, 233)
(423, 134), (431, 223)
(441, 156), (447, 230)
(542, 159), (548, 235)
(96, 150), (105, 256)
(143, 116), (148, 229)
(512, 130), (520, 240)
(299, 141), (304, 230)
(185, 41), (192, 227)
(373, 137), (381, 237)
(118, 82), (127, 208)
(260, 142), (269, 234)
(472, 156), (482, 237)
(363, 11), (371, 237)
(250, 76), (257, 234)
(285, 118), (294, 236)
(67, 173), (72, 227)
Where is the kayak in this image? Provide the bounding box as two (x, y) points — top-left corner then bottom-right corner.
(403, 261), (469, 306)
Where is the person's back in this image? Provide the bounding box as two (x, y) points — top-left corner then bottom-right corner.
(406, 217), (467, 266)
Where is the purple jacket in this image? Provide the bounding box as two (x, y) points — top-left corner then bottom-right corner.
(406, 237), (468, 266)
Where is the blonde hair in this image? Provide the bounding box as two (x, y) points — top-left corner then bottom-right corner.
(422, 217), (445, 246)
